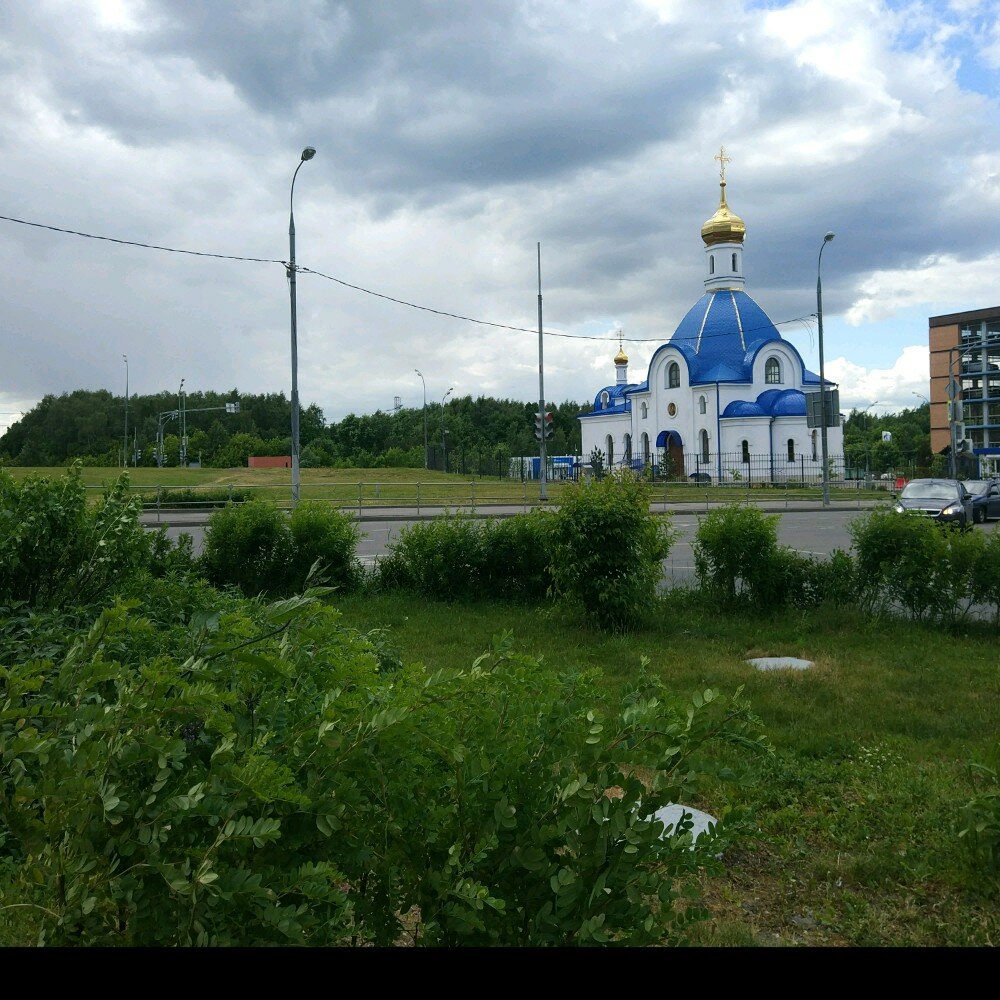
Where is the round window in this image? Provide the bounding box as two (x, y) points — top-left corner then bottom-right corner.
(667, 402), (677, 417)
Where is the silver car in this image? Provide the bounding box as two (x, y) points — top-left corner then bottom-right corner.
(893, 479), (972, 528)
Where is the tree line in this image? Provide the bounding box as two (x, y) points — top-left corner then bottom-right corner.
(841, 402), (933, 476)
(0, 389), (586, 471)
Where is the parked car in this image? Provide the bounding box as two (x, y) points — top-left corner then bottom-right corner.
(963, 478), (1000, 524)
(688, 472), (711, 484)
(893, 478), (973, 528)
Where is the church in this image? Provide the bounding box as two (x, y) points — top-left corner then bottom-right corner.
(579, 157), (843, 484)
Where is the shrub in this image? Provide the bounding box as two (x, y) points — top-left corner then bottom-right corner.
(374, 511), (554, 602)
(479, 510), (554, 601)
(693, 503), (792, 610)
(375, 514), (485, 598)
(289, 501), (362, 593)
(970, 529), (1000, 628)
(548, 470), (675, 630)
(0, 464), (150, 607)
(850, 508), (981, 623)
(0, 597), (765, 946)
(200, 498), (294, 597)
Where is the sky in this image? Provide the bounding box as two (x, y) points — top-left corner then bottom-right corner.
(2, 0), (999, 437)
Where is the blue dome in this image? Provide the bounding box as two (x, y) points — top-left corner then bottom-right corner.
(644, 290), (819, 387)
(722, 400), (766, 418)
(583, 381), (635, 417)
(767, 389), (807, 416)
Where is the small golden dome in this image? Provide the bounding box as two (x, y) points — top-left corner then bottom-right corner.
(614, 346), (629, 365)
(701, 180), (746, 246)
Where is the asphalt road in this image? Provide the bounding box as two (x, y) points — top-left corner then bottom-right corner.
(152, 508), (1000, 586)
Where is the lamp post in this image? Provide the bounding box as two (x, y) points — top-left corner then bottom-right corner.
(288, 145), (316, 507)
(946, 347), (973, 478)
(177, 378), (185, 467)
(912, 392), (929, 406)
(816, 232), (835, 506)
(122, 354), (129, 469)
(415, 369), (428, 470)
(440, 387), (453, 472)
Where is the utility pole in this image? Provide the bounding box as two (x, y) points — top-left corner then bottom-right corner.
(288, 146), (316, 508)
(122, 355), (129, 470)
(415, 369), (428, 470)
(816, 232), (835, 506)
(536, 242), (547, 501)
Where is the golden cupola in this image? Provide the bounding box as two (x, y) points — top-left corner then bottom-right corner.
(614, 345), (629, 365)
(701, 178), (746, 246)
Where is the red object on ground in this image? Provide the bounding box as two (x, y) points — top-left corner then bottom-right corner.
(895, 477), (907, 490)
(248, 456), (291, 469)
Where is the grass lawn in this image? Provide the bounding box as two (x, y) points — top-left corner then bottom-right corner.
(4, 465), (891, 507)
(334, 589), (999, 947)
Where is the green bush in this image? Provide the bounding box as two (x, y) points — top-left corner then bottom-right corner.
(970, 529), (1000, 628)
(0, 464), (151, 607)
(693, 503), (796, 610)
(200, 498), (294, 597)
(289, 501), (362, 593)
(478, 510), (554, 601)
(375, 514), (485, 598)
(0, 594), (765, 946)
(850, 508), (981, 623)
(139, 487), (254, 509)
(375, 511), (553, 602)
(548, 470), (675, 630)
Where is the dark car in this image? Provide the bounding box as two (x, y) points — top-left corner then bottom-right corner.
(688, 472), (711, 484)
(963, 479), (1000, 524)
(893, 478), (972, 528)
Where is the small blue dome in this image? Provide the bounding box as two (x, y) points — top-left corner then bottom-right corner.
(770, 390), (807, 416)
(722, 400), (766, 418)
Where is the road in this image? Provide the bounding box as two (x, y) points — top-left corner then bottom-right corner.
(149, 506), (1000, 586)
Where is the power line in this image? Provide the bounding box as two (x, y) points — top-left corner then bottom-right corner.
(1, 210), (818, 347)
(0, 213), (284, 264)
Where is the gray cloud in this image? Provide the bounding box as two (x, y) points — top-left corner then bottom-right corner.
(1, 0), (998, 433)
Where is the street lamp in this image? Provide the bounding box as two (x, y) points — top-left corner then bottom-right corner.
(440, 387), (453, 472)
(288, 145), (316, 507)
(177, 378), (185, 468)
(912, 392), (929, 406)
(415, 369), (428, 470)
(947, 347), (974, 478)
(122, 355), (129, 469)
(816, 231), (835, 506)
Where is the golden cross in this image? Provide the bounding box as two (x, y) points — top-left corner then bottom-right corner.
(617, 328), (624, 352)
(715, 145), (731, 183)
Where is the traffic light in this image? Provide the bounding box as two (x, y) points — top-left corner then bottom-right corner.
(534, 410), (554, 440)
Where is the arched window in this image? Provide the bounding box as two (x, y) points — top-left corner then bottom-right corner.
(811, 430), (818, 461)
(624, 434), (632, 463)
(640, 401), (648, 419)
(606, 435), (614, 466)
(765, 357), (782, 385)
(700, 429), (710, 464)
(600, 390), (610, 409)
(732, 252), (738, 272)
(667, 362), (680, 389)
(709, 255), (715, 275)
(641, 432), (650, 462)
(698, 395), (707, 415)
(787, 438), (795, 462)
(742, 439), (750, 464)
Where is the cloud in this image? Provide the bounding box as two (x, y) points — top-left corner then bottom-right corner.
(827, 344), (930, 413)
(0, 0), (998, 432)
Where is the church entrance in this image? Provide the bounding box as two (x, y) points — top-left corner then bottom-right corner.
(655, 430), (684, 479)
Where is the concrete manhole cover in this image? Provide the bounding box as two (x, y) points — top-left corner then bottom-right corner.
(747, 656), (813, 671)
(653, 803), (718, 843)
